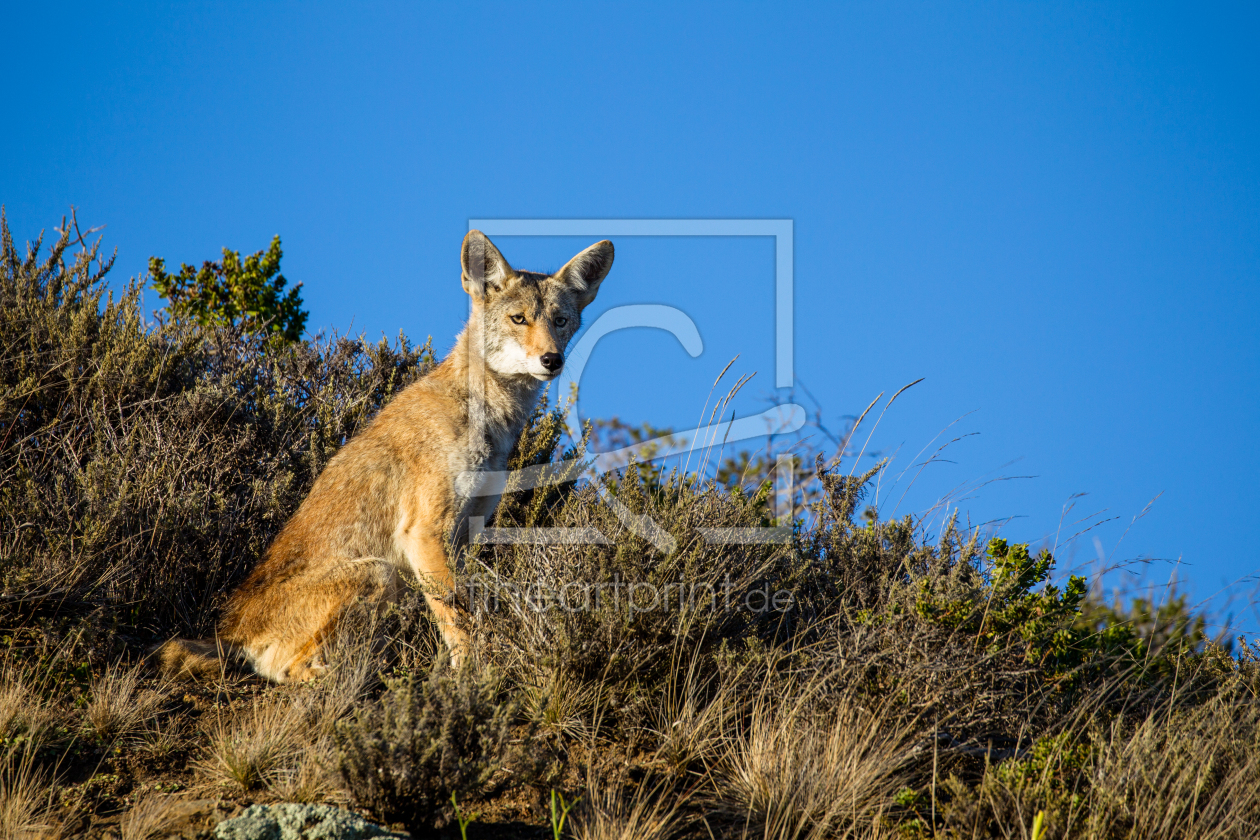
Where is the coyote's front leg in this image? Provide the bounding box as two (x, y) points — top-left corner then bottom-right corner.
(398, 525), (468, 665)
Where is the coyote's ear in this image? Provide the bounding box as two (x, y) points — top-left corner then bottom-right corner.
(461, 230), (515, 299)
(555, 240), (614, 308)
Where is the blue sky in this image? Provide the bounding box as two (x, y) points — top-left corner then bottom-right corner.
(4, 2), (1258, 634)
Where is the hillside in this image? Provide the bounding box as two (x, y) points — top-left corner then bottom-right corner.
(2, 215), (1258, 839)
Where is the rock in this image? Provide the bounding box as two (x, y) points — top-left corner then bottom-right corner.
(213, 803), (401, 840)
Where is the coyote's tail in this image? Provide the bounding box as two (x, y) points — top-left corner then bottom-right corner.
(152, 637), (242, 680)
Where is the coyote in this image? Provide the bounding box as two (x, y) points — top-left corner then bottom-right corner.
(158, 231), (613, 682)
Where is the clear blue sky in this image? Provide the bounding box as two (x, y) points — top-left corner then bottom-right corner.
(4, 2), (1258, 634)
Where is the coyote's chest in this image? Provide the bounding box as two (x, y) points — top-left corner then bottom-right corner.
(448, 411), (528, 505)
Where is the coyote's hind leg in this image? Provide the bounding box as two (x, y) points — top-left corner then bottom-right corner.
(235, 557), (399, 683)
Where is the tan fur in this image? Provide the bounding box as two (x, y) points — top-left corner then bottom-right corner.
(158, 232), (614, 682)
(154, 638), (237, 680)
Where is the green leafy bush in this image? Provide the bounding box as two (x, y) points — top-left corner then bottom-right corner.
(149, 235), (308, 344)
(912, 538), (1090, 676)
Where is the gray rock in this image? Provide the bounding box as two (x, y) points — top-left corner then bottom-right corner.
(213, 803), (400, 840)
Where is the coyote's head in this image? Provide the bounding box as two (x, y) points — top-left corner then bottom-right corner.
(460, 230), (614, 381)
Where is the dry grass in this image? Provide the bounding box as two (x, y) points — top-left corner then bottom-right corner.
(650, 644), (734, 775)
(1079, 695), (1260, 840)
(84, 661), (166, 744)
(268, 738), (340, 804)
(118, 794), (184, 840)
(0, 745), (61, 840)
(713, 690), (914, 839)
(0, 665), (57, 745)
(137, 718), (185, 761)
(200, 696), (312, 793)
(0, 666), (65, 840)
(306, 617), (386, 734)
(521, 666), (604, 742)
(198, 650), (369, 797)
(570, 775), (689, 840)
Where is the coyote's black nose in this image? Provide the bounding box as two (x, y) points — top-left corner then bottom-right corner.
(540, 353), (563, 372)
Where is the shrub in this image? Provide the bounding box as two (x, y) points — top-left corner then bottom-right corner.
(0, 210), (434, 638)
(472, 467), (800, 707)
(334, 660), (542, 830)
(149, 235), (308, 344)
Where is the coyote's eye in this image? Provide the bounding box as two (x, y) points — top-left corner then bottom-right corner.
(510, 314), (526, 325)
(554, 316), (568, 327)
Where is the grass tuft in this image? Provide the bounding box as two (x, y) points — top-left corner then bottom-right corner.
(0, 666), (56, 745)
(570, 777), (687, 840)
(0, 745), (60, 840)
(84, 662), (164, 744)
(201, 697), (309, 792)
(118, 794), (183, 840)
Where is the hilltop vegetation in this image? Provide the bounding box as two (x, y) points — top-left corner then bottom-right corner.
(1, 212), (1258, 839)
